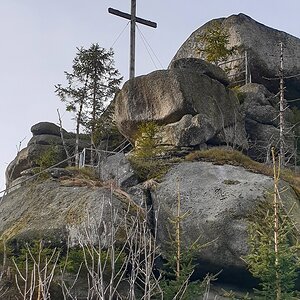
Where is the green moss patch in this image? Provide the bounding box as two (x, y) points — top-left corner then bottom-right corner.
(223, 179), (240, 185)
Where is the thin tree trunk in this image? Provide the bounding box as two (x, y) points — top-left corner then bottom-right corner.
(75, 77), (89, 167)
(176, 179), (181, 280)
(90, 66), (98, 166)
(279, 41), (285, 167)
(75, 102), (83, 167)
(271, 147), (281, 300)
(57, 109), (72, 166)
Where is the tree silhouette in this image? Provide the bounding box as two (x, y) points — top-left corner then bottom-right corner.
(55, 44), (122, 165)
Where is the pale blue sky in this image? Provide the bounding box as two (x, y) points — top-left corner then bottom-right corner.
(1, 0), (300, 191)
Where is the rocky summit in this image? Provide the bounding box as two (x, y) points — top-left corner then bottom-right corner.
(171, 13), (300, 100)
(2, 13), (300, 299)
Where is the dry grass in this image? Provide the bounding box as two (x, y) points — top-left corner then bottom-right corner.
(186, 148), (300, 193)
(113, 188), (145, 216)
(61, 168), (144, 214)
(60, 177), (103, 188)
(186, 148), (272, 175)
(60, 166), (103, 187)
(128, 157), (178, 181)
(66, 166), (98, 180)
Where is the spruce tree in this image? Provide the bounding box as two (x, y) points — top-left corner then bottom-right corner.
(55, 44), (122, 165)
(160, 180), (212, 299)
(244, 148), (300, 299)
(197, 21), (237, 66)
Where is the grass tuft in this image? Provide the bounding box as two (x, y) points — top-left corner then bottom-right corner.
(186, 148), (272, 175)
(66, 166), (98, 180)
(186, 148), (300, 194)
(128, 157), (180, 181)
(61, 166), (102, 187)
(128, 158), (171, 181)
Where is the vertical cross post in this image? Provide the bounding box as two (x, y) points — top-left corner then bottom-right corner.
(130, 0), (136, 79)
(108, 1), (157, 79)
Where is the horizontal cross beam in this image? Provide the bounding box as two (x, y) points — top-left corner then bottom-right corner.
(108, 8), (157, 28)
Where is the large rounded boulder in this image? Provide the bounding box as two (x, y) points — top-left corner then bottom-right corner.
(152, 160), (300, 287)
(115, 65), (248, 149)
(171, 13), (300, 100)
(0, 179), (135, 246)
(5, 122), (90, 187)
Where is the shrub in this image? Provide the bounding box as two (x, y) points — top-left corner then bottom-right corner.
(60, 246), (126, 275)
(35, 146), (59, 171)
(13, 240), (60, 272)
(134, 121), (162, 159)
(244, 202), (300, 299)
(129, 157), (176, 181)
(231, 86), (246, 104)
(244, 149), (300, 299)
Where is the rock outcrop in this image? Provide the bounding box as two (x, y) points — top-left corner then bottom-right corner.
(0, 179), (130, 246)
(2, 157), (300, 292)
(171, 13), (300, 100)
(3, 13), (300, 299)
(239, 83), (294, 161)
(152, 160), (300, 286)
(5, 116), (126, 187)
(115, 64), (248, 149)
(31, 122), (68, 137)
(5, 122), (89, 186)
(98, 152), (138, 188)
(169, 57), (230, 86)
(5, 143), (66, 185)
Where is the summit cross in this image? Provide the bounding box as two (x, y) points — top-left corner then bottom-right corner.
(108, 0), (157, 79)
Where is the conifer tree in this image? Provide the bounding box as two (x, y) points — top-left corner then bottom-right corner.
(160, 179), (211, 299)
(55, 44), (122, 165)
(197, 21), (237, 65)
(244, 148), (300, 299)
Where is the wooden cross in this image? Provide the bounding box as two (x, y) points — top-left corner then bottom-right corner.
(108, 0), (157, 79)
